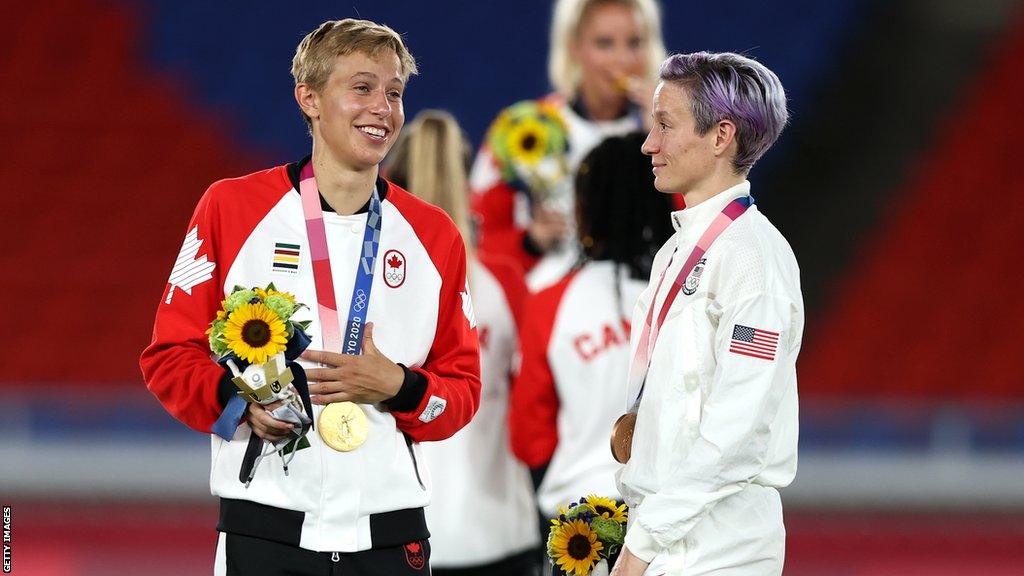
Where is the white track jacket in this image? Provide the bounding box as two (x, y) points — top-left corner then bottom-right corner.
(617, 182), (803, 575)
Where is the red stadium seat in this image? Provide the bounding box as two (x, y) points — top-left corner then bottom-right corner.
(2, 1), (264, 384)
(800, 10), (1024, 398)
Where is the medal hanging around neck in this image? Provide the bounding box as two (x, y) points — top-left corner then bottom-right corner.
(610, 196), (752, 464)
(299, 161), (382, 452)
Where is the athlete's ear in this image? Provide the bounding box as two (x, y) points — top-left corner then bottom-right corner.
(295, 83), (321, 123)
(712, 118), (737, 157)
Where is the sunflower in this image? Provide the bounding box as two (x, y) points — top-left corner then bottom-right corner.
(549, 519), (602, 576)
(255, 286), (297, 304)
(223, 302), (287, 364)
(488, 108), (515, 140)
(507, 118), (549, 166)
(584, 495), (628, 523)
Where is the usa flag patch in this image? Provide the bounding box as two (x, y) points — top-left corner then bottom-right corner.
(729, 324), (779, 361)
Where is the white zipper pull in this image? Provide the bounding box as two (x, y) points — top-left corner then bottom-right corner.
(331, 551), (340, 563)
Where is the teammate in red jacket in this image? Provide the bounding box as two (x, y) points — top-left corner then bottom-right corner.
(510, 133), (674, 534)
(387, 110), (541, 576)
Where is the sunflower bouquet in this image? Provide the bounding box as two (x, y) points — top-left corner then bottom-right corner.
(207, 284), (314, 483)
(548, 495), (628, 576)
(207, 284), (310, 364)
(486, 99), (570, 204)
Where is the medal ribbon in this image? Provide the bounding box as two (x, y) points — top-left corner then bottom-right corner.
(213, 160), (376, 441)
(299, 161), (382, 355)
(627, 196), (752, 410)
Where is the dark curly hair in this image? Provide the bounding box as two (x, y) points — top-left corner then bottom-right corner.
(574, 132), (675, 280)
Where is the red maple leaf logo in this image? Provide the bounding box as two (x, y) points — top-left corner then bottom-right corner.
(387, 254), (403, 269)
(406, 542), (421, 553)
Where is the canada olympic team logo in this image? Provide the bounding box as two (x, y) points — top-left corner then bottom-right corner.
(383, 249), (406, 288)
(404, 541), (426, 569)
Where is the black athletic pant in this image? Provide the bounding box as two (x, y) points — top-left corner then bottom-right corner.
(432, 548), (542, 576)
(220, 532), (431, 576)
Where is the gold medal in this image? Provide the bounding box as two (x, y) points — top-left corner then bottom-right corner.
(318, 402), (368, 452)
(610, 412), (637, 464)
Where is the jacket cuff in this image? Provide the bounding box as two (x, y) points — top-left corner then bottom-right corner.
(624, 523), (662, 564)
(382, 364), (428, 413)
(216, 367), (237, 409)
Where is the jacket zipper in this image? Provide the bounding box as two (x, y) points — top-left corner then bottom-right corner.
(404, 433), (426, 490)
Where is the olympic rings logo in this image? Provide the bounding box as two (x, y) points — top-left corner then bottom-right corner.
(353, 289), (367, 312)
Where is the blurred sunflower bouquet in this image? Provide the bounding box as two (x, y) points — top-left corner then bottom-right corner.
(548, 495), (629, 576)
(486, 99), (570, 203)
(207, 284), (314, 483)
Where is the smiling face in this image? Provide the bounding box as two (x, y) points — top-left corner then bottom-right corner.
(301, 50), (406, 172)
(641, 81), (718, 194)
(572, 2), (647, 104)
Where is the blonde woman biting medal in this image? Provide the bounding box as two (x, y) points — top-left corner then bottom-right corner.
(470, 0), (668, 291)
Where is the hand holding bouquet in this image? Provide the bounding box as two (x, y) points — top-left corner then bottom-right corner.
(207, 284), (314, 484)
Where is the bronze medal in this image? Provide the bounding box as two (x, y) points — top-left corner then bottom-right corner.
(610, 412), (637, 464)
(318, 401), (368, 452)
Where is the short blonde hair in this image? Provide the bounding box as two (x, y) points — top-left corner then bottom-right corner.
(385, 110), (473, 257)
(292, 18), (418, 126)
(548, 0), (666, 98)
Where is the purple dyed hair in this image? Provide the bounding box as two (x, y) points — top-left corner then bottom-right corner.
(660, 52), (788, 174)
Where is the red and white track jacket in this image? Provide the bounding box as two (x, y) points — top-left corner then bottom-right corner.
(140, 160), (480, 553)
(421, 253), (539, 567)
(510, 261), (645, 514)
(469, 95), (640, 291)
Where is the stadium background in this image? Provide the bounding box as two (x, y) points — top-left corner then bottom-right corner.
(3, 0), (1024, 573)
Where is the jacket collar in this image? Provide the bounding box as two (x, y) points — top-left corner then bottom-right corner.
(286, 155), (389, 214)
(670, 181), (751, 246)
